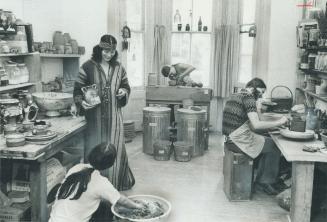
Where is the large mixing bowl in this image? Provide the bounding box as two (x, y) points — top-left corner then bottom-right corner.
(32, 92), (73, 117)
(112, 195), (171, 222)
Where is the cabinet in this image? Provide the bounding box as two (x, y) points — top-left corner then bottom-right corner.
(39, 54), (81, 93)
(0, 52), (41, 94)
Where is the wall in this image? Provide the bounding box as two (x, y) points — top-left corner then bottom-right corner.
(265, 0), (302, 99)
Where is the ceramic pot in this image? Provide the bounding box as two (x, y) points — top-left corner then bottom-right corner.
(82, 84), (101, 106)
(70, 39), (78, 54)
(53, 31), (65, 46)
(6, 133), (25, 147)
(63, 33), (71, 44)
(64, 43), (72, 54)
(78, 46), (85, 55)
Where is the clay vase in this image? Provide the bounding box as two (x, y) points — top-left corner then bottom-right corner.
(63, 33), (71, 44)
(53, 31), (65, 47)
(70, 39), (78, 54)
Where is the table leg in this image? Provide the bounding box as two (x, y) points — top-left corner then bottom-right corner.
(290, 161), (314, 222)
(30, 160), (48, 222)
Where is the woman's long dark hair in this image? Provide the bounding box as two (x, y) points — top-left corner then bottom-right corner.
(56, 143), (117, 200)
(57, 168), (94, 200)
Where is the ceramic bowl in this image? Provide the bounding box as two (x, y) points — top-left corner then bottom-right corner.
(32, 92), (73, 117)
(112, 195), (171, 222)
(5, 133), (26, 147)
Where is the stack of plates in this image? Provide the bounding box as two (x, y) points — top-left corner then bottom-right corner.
(124, 121), (135, 143)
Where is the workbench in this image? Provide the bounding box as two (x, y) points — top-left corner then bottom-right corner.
(0, 116), (86, 222)
(146, 86), (213, 124)
(270, 133), (327, 222)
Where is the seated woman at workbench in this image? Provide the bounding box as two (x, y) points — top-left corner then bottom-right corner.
(222, 78), (289, 195)
(49, 143), (142, 222)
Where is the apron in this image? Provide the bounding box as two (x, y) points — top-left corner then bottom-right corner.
(229, 120), (265, 159)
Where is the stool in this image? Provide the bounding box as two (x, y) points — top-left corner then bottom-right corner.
(223, 142), (254, 201)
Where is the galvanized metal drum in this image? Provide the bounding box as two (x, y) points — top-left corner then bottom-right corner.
(143, 107), (171, 155)
(176, 108), (208, 157)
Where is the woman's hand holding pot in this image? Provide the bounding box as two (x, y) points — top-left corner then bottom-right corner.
(81, 100), (97, 110)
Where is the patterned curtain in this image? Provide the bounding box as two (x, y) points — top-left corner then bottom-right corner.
(212, 0), (242, 97)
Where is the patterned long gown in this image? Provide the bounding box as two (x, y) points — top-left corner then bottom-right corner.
(73, 59), (135, 191)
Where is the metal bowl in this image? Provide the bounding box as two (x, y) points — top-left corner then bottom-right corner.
(111, 195), (171, 222)
(32, 92), (73, 117)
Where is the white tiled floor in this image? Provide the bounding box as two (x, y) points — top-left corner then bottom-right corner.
(123, 133), (289, 222)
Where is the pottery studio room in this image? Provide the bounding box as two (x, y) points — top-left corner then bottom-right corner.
(2, 0), (327, 222)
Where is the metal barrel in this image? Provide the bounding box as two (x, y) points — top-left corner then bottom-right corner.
(176, 108), (207, 157)
(143, 107), (171, 155)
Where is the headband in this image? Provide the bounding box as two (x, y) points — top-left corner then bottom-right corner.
(99, 41), (116, 50)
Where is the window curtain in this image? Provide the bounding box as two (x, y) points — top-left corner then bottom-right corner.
(153, 25), (169, 85)
(252, 0), (271, 82)
(145, 0), (172, 85)
(211, 0), (242, 97)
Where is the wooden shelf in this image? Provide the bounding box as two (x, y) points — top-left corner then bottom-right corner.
(171, 31), (211, 34)
(299, 68), (327, 75)
(40, 53), (81, 58)
(297, 87), (327, 103)
(0, 52), (38, 57)
(0, 83), (34, 93)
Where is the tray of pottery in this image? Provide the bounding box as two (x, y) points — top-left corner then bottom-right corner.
(25, 130), (57, 142)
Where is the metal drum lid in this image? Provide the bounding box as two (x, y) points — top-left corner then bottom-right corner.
(177, 108), (206, 115)
(143, 106), (171, 113)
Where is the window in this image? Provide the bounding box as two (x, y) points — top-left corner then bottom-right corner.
(171, 0), (213, 86)
(125, 0), (144, 87)
(239, 0), (257, 84)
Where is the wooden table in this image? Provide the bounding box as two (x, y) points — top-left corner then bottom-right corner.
(270, 133), (327, 222)
(0, 116), (86, 222)
(146, 86), (213, 124)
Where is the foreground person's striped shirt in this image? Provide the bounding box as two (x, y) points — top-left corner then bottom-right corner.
(222, 90), (257, 136)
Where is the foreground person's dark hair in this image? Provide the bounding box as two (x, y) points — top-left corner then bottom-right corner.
(57, 143), (117, 200)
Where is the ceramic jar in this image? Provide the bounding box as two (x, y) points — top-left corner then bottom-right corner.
(64, 43), (72, 54)
(70, 39), (78, 54)
(53, 31), (65, 46)
(306, 108), (318, 130)
(17, 63), (29, 84)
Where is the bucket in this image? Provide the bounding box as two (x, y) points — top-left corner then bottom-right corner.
(143, 107), (171, 155)
(153, 140), (171, 161)
(174, 141), (192, 162)
(176, 108), (208, 157)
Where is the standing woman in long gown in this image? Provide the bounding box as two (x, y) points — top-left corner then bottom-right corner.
(73, 34), (135, 191)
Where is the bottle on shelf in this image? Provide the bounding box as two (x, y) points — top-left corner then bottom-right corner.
(174, 9), (181, 24)
(17, 63), (29, 84)
(198, 16), (202, 31)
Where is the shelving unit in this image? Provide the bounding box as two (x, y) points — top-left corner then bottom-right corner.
(0, 83), (34, 93)
(40, 53), (81, 58)
(297, 87), (327, 103)
(0, 52), (41, 94)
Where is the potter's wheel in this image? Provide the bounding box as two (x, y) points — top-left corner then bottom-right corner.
(25, 130), (57, 142)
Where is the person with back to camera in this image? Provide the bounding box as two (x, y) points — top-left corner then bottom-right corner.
(49, 143), (143, 222)
(161, 63), (203, 87)
(73, 34), (135, 191)
(222, 78), (290, 195)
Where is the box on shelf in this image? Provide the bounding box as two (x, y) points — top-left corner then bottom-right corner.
(0, 202), (31, 222)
